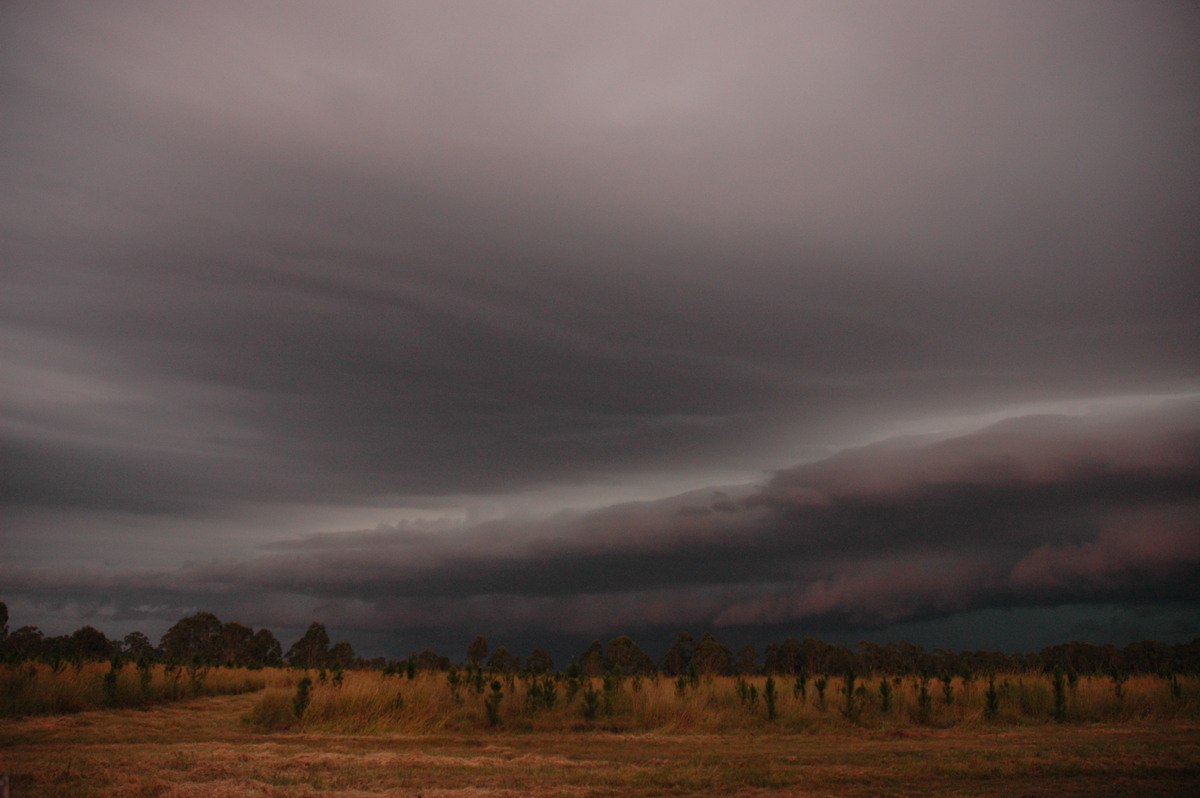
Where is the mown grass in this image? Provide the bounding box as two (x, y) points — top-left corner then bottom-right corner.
(3, 666), (1199, 796)
(1, 690), (1198, 796)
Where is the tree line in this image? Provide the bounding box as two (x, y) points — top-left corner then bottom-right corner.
(2, 602), (1197, 677)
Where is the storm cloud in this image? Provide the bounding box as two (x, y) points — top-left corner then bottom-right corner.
(5, 401), (1198, 653)
(2, 2), (1198, 654)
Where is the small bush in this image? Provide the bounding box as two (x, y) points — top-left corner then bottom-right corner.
(794, 672), (808, 702)
(293, 676), (313, 719)
(814, 676), (828, 710)
(102, 666), (120, 705)
(915, 678), (933, 724)
(581, 682), (601, 721)
(484, 680), (504, 727)
(1110, 667), (1129, 701)
(985, 677), (999, 719)
(842, 673), (861, 723)
(1052, 667), (1067, 722)
(245, 691), (297, 731)
(526, 675), (557, 712)
(137, 659), (153, 694)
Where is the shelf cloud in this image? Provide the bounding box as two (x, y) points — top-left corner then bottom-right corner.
(6, 402), (1197, 649)
(3, 1), (1198, 655)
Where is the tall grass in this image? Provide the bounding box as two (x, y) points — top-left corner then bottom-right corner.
(243, 669), (1200, 734)
(0, 660), (273, 717)
(7, 660), (1194, 731)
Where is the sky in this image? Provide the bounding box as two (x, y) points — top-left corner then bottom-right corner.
(2, 1), (1199, 663)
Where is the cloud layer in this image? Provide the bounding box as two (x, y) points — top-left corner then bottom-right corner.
(3, 3), (1199, 652)
(6, 402), (1197, 649)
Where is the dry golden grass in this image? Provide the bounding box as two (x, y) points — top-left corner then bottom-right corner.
(2, 688), (1199, 796)
(0, 662), (273, 717)
(5, 664), (1198, 732)
(4, 667), (1200, 795)
(244, 670), (1200, 735)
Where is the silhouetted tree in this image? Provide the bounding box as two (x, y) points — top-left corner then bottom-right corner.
(285, 622), (331, 668)
(329, 640), (357, 669)
(249, 628), (283, 667)
(8, 626), (44, 660)
(734, 644), (760, 675)
(799, 637), (834, 674)
(467, 635), (489, 667)
(960, 648), (1019, 676)
(776, 637), (802, 675)
(763, 642), (782, 673)
(525, 648), (554, 674)
(604, 635), (656, 676)
(856, 641), (885, 673)
(0, 601), (8, 639)
(487, 646), (520, 673)
(580, 640), (604, 676)
(1172, 638), (1200, 673)
(66, 625), (113, 661)
(160, 612), (223, 664)
(884, 640), (932, 675)
(1095, 644), (1124, 673)
(220, 622), (255, 666)
(122, 631), (157, 661)
(692, 633), (732, 676)
(933, 648), (961, 677)
(1125, 640), (1173, 674)
(660, 632), (693, 676)
(40, 634), (75, 663)
(414, 648), (446, 671)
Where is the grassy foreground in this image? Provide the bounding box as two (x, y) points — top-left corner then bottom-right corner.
(2, 684), (1199, 796)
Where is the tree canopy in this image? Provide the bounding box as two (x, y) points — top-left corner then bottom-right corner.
(160, 612), (223, 663)
(285, 622), (331, 668)
(2, 601), (1199, 677)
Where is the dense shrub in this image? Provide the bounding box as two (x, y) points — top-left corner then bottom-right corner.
(244, 690), (297, 731)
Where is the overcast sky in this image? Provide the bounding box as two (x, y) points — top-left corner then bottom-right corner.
(3, 1), (1198, 661)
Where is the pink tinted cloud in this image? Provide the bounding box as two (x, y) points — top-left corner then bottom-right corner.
(713, 558), (993, 627)
(1010, 506), (1200, 592)
(5, 405), (1197, 639)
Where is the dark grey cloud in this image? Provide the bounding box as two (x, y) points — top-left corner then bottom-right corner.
(3, 2), (1199, 651)
(5, 402), (1198, 652)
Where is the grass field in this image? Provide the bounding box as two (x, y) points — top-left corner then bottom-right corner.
(2, 669), (1199, 796)
(1, 691), (1198, 796)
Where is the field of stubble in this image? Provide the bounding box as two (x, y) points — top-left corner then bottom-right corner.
(3, 687), (1199, 797)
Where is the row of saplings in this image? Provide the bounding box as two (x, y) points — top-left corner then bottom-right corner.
(274, 660), (1190, 730)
